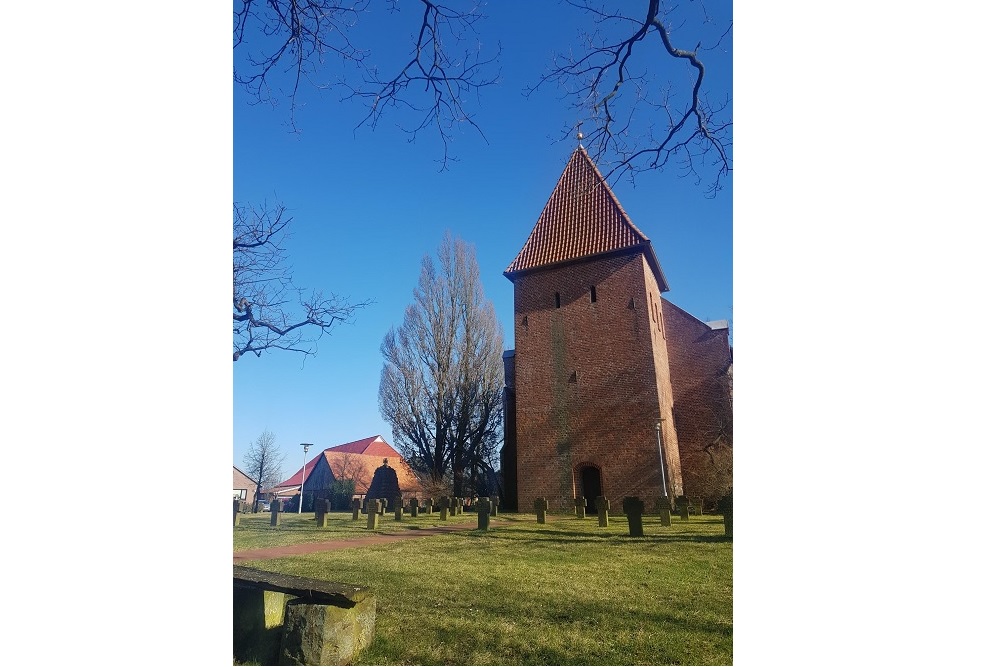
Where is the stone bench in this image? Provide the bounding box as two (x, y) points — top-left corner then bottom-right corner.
(233, 565), (375, 666)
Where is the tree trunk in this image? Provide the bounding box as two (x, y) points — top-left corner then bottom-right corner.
(452, 466), (464, 498)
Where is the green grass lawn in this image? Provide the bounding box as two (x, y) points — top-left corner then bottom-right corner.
(233, 509), (482, 551)
(235, 513), (732, 665)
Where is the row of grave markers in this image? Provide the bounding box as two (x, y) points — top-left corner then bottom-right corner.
(232, 496), (502, 529)
(235, 493), (732, 537)
(542, 495), (732, 537)
(305, 495), (505, 530)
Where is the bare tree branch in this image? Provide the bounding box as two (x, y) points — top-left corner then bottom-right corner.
(233, 200), (373, 361)
(234, 0), (369, 130)
(342, 0), (501, 169)
(234, 0), (500, 166)
(235, 1), (731, 190)
(527, 0), (732, 195)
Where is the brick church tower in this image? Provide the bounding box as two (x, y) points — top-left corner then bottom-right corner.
(501, 146), (685, 513)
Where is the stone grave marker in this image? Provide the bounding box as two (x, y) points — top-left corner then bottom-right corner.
(409, 498), (419, 518)
(490, 495), (499, 517)
(655, 496), (671, 527)
(316, 498), (331, 528)
(718, 491), (733, 538)
(574, 496), (587, 519)
(366, 499), (381, 530)
(233, 498), (241, 527)
(439, 496), (450, 521)
(622, 497), (644, 537)
(533, 497), (548, 524)
(596, 496), (610, 527)
(676, 495), (690, 521)
(476, 496), (491, 530)
(270, 500), (281, 527)
(351, 497), (362, 521)
(692, 497), (704, 515)
(425, 498), (434, 515)
(379, 498), (387, 516)
(394, 496), (404, 521)
(449, 497), (457, 517)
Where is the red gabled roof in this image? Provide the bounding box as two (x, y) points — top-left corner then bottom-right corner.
(504, 146), (668, 292)
(330, 435), (400, 457)
(273, 452), (326, 490)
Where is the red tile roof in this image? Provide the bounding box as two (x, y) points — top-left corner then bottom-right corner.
(274, 455), (324, 491)
(331, 435), (401, 457)
(504, 146), (668, 292)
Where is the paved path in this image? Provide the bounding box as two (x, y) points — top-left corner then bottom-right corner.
(233, 521), (495, 563)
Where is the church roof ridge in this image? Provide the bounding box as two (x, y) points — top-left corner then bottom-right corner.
(504, 146), (668, 292)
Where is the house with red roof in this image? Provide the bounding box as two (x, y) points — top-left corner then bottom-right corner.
(268, 435), (423, 509)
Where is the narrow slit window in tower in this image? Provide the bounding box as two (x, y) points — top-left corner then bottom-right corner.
(555, 292), (561, 308)
(590, 286), (597, 302)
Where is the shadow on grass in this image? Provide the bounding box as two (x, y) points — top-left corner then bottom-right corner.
(463, 526), (731, 545)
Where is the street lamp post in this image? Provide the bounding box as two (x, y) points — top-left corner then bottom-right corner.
(654, 421), (668, 498)
(298, 443), (313, 514)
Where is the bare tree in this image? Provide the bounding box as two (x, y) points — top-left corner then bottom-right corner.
(529, 0), (732, 194)
(233, 200), (373, 361)
(378, 232), (504, 496)
(242, 429), (286, 512)
(233, 1), (731, 189)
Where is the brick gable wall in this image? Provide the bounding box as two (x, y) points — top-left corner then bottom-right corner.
(511, 250), (684, 513)
(662, 299), (733, 503)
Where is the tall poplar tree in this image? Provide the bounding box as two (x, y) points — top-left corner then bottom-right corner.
(379, 232), (505, 496)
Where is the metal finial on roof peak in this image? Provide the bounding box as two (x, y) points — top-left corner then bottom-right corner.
(577, 131), (584, 145)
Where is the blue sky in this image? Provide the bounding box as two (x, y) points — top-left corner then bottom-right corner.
(233, 1), (735, 478)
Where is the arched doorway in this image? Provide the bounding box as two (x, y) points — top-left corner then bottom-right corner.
(579, 465), (602, 515)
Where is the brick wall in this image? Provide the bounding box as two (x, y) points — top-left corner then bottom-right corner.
(233, 466), (259, 504)
(511, 250), (684, 513)
(501, 349), (518, 510)
(662, 299), (733, 503)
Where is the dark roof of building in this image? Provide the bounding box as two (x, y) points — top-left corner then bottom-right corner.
(504, 146), (668, 292)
